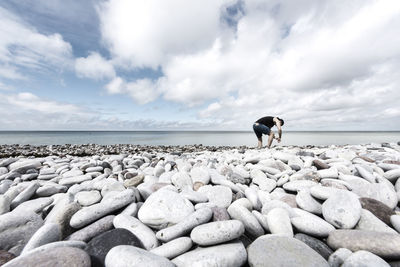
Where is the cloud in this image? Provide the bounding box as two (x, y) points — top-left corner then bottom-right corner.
(105, 77), (160, 104)
(0, 6), (73, 80)
(75, 52), (115, 80)
(0, 91), (214, 130)
(97, 0), (228, 68)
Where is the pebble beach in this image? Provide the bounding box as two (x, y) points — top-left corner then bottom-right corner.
(1, 142), (400, 267)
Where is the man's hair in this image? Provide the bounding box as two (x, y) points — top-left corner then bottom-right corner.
(277, 117), (284, 126)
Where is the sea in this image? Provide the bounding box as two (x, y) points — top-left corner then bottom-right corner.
(0, 131), (399, 147)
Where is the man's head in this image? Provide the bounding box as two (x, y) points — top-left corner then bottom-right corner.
(277, 117), (284, 126)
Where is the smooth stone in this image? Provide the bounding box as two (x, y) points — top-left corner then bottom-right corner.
(21, 223), (61, 255)
(0, 180), (13, 194)
(295, 233), (333, 260)
(211, 206), (230, 221)
(328, 248), (353, 267)
(391, 215), (400, 233)
(327, 230), (400, 259)
(62, 169), (84, 178)
(66, 215), (115, 242)
(44, 194), (81, 237)
(227, 203), (264, 238)
(113, 214), (159, 250)
(313, 159), (330, 170)
(70, 189), (135, 228)
(198, 185), (232, 208)
(267, 208), (293, 237)
(279, 194), (297, 208)
(252, 210), (270, 232)
(193, 181), (204, 191)
(356, 209), (397, 234)
(36, 184), (67, 197)
(101, 182), (125, 197)
(150, 237), (192, 259)
(191, 220), (245, 246)
(2, 247), (90, 267)
(0, 250), (16, 266)
(8, 160), (41, 174)
(124, 174), (145, 188)
(0, 195), (10, 215)
(190, 166), (210, 184)
(59, 174), (92, 186)
(360, 197), (394, 225)
(383, 169), (400, 182)
(105, 245), (174, 267)
(171, 172), (193, 191)
(296, 189), (322, 215)
(10, 182), (40, 209)
(13, 197), (53, 213)
(283, 180), (318, 192)
(353, 182), (398, 209)
(121, 202), (138, 217)
(342, 250), (390, 267)
(156, 208), (213, 242)
(138, 189), (194, 229)
(244, 187), (262, 210)
(0, 210), (44, 255)
(317, 167), (338, 179)
(86, 228), (144, 267)
(75, 190), (102, 206)
(291, 209), (335, 237)
(247, 235), (329, 267)
(251, 170), (276, 192)
(310, 185), (345, 201)
(261, 199), (296, 217)
(322, 190), (361, 229)
(172, 242), (247, 267)
(180, 190), (208, 204)
(355, 165), (376, 183)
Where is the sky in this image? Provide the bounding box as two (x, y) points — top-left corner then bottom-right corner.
(0, 0), (399, 131)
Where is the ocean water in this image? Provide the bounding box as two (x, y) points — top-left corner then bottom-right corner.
(0, 131), (399, 147)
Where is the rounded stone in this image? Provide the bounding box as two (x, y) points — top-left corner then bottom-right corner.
(328, 248), (353, 267)
(359, 197), (394, 225)
(291, 210), (335, 237)
(66, 215), (115, 242)
(156, 208), (213, 243)
(190, 220), (245, 246)
(295, 233), (333, 260)
(70, 189), (135, 229)
(267, 208), (293, 237)
(2, 247), (90, 267)
(150, 237), (193, 259)
(322, 191), (361, 229)
(227, 203), (264, 238)
(327, 230), (400, 259)
(296, 189), (322, 215)
(85, 228), (144, 267)
(356, 209), (397, 234)
(211, 206), (230, 221)
(21, 223), (61, 254)
(138, 188), (194, 229)
(391, 215), (400, 233)
(0, 210), (44, 255)
(113, 214), (159, 250)
(105, 245), (174, 267)
(172, 242), (247, 267)
(342, 250), (390, 267)
(75, 190), (101, 206)
(198, 185), (232, 208)
(247, 235), (329, 267)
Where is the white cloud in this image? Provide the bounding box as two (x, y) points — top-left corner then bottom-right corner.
(75, 52), (116, 80)
(97, 0), (228, 68)
(105, 77), (160, 104)
(0, 6), (73, 79)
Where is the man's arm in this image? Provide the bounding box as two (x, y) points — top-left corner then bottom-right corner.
(267, 132), (275, 148)
(274, 118), (282, 142)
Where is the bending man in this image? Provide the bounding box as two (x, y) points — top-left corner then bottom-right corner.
(253, 116), (284, 148)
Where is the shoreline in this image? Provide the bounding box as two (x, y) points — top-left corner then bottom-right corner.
(0, 141), (400, 265)
(1, 142), (399, 158)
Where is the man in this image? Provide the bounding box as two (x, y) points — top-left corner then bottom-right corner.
(253, 116), (284, 148)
